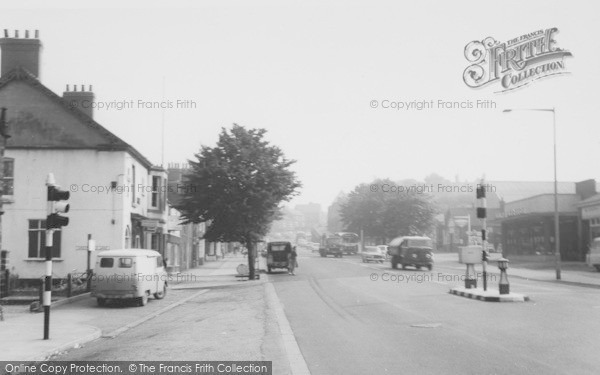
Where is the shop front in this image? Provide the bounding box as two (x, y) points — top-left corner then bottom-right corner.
(501, 194), (581, 261)
(578, 194), (600, 252)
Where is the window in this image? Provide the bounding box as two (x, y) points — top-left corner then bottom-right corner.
(151, 176), (160, 208)
(151, 233), (159, 250)
(119, 258), (133, 268)
(1, 158), (14, 195)
(100, 258), (114, 268)
(162, 178), (167, 210)
(28, 220), (61, 258)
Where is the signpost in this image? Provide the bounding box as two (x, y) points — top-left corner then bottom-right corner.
(86, 234), (95, 292)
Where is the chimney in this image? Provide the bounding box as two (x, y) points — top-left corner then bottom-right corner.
(63, 84), (95, 118)
(0, 29), (42, 77)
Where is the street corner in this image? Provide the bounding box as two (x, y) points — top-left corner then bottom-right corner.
(449, 286), (530, 302)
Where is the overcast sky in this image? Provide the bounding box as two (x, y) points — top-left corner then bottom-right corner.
(2, 0), (598, 208)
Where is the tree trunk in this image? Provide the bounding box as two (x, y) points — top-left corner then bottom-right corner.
(246, 241), (255, 280)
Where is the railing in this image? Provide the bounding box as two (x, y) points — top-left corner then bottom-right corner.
(55, 270), (92, 298)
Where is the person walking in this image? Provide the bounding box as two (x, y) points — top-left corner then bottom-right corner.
(288, 246), (298, 275)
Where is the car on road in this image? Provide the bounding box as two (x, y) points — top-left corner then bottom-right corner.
(361, 246), (386, 263)
(91, 249), (167, 307)
(319, 236), (344, 258)
(388, 236), (434, 270)
(266, 241), (293, 273)
(377, 245), (389, 259)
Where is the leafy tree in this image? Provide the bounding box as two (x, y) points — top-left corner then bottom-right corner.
(340, 178), (436, 243)
(326, 191), (347, 233)
(176, 124), (301, 279)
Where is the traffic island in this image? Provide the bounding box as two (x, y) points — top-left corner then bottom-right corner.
(449, 286), (529, 302)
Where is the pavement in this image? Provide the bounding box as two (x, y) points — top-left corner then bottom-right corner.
(449, 286), (530, 302)
(0, 254), (297, 367)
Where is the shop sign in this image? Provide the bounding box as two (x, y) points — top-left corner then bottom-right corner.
(582, 205), (600, 220)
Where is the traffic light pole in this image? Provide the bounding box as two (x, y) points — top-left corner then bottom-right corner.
(481, 182), (488, 292)
(43, 173), (70, 339)
(476, 179), (488, 291)
(43, 229), (53, 340)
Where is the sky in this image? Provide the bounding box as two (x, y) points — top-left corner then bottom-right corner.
(1, 0), (598, 209)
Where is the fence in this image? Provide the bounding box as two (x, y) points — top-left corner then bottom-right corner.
(0, 271), (91, 301)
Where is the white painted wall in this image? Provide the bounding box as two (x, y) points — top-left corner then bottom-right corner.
(2, 148), (157, 278)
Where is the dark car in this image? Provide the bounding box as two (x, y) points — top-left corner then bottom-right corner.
(266, 241), (292, 273)
(388, 236), (434, 270)
(319, 237), (344, 258)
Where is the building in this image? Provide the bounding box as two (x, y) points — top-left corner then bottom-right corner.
(500, 194), (580, 260)
(499, 180), (598, 261)
(437, 180), (580, 253)
(167, 162), (223, 268)
(0, 30), (169, 279)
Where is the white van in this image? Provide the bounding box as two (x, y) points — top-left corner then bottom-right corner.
(91, 249), (168, 307)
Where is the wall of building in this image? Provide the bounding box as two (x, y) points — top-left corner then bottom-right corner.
(2, 149), (132, 278)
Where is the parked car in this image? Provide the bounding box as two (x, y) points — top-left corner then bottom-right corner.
(91, 249), (167, 307)
(361, 246), (386, 263)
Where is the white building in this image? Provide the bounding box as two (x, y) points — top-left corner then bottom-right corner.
(0, 31), (170, 279)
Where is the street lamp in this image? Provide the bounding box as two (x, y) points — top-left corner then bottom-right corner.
(503, 108), (561, 280)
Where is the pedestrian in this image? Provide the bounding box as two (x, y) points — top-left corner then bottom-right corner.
(288, 246), (298, 275)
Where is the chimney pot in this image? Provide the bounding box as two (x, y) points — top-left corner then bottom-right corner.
(89, 85), (93, 91)
(63, 84), (95, 119)
(35, 30), (39, 38)
(0, 30), (42, 77)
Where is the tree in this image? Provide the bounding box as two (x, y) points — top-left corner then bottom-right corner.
(340, 178), (436, 243)
(176, 124), (301, 279)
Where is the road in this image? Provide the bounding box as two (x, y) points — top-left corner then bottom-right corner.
(269, 249), (600, 375)
(53, 250), (600, 374)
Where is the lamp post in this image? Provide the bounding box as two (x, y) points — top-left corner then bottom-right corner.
(503, 108), (561, 280)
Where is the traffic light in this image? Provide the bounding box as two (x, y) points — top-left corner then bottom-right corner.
(0, 107), (10, 139)
(476, 184), (486, 199)
(47, 185), (70, 229)
(477, 207), (486, 219)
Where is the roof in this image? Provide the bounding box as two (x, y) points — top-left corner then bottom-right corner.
(487, 181), (577, 203)
(96, 249), (161, 257)
(578, 193), (600, 207)
(388, 236), (432, 247)
(0, 67), (154, 169)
